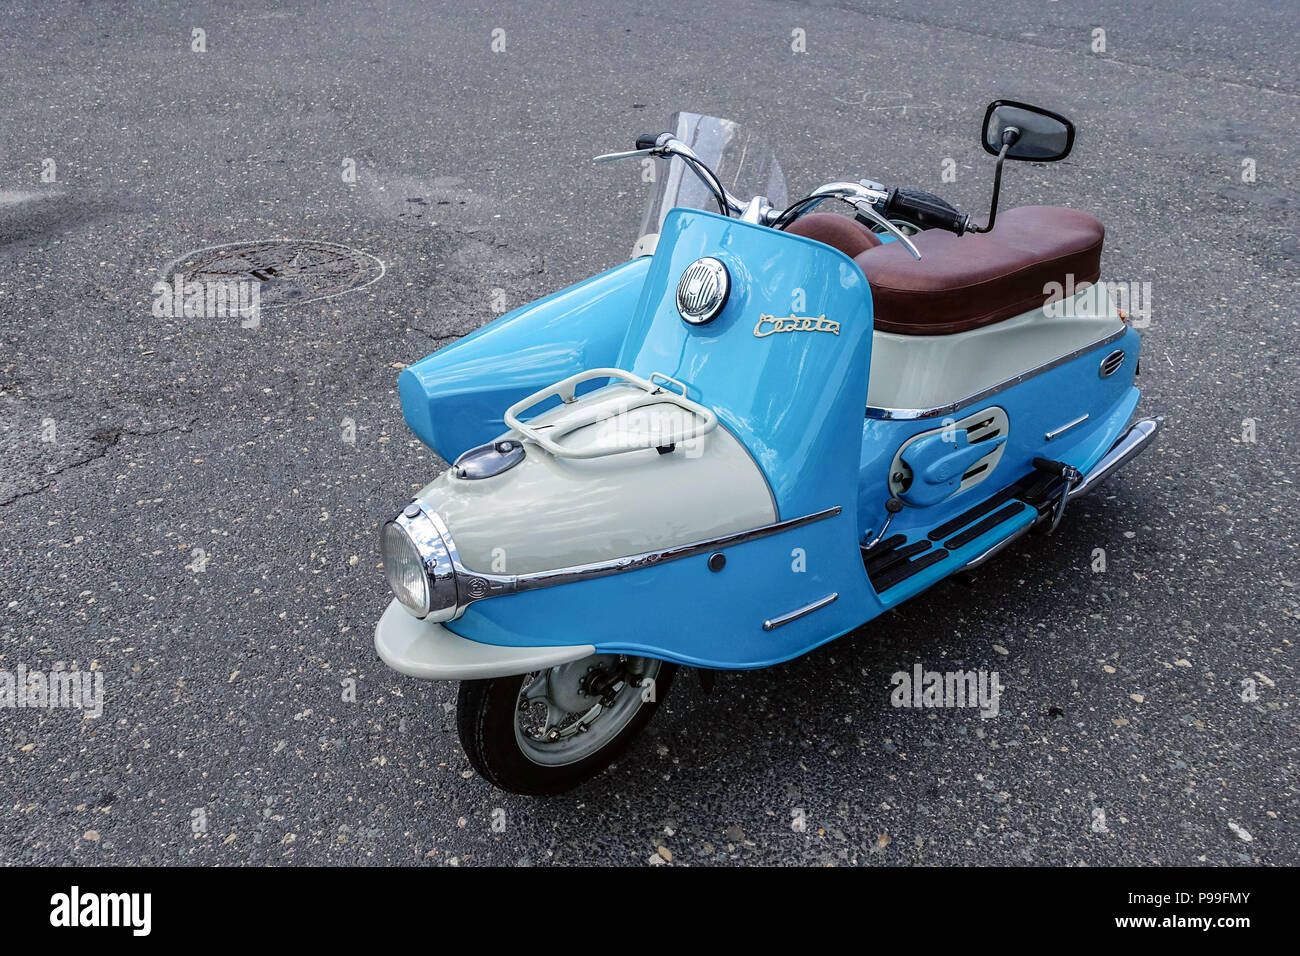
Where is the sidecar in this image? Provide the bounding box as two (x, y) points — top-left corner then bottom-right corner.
(375, 110), (1159, 793)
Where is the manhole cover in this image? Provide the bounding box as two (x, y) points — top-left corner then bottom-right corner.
(161, 239), (385, 309)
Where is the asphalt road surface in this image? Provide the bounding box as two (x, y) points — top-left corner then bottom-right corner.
(1, 0), (1296, 866)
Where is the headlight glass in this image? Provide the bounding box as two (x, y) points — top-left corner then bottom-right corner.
(381, 520), (430, 616)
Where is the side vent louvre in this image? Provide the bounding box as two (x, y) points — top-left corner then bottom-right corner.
(1099, 349), (1125, 378)
(888, 406), (1010, 500)
(966, 415), (1002, 444)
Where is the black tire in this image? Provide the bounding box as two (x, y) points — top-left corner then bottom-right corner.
(456, 662), (678, 795)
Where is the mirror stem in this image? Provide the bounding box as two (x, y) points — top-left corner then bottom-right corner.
(968, 128), (1020, 234)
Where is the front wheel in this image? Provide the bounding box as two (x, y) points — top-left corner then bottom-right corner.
(456, 655), (677, 795)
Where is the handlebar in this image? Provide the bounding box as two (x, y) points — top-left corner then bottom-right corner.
(770, 182), (923, 260)
(597, 133), (748, 217)
(595, 135), (965, 258)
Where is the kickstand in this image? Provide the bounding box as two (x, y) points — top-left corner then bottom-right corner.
(1032, 457), (1083, 533)
(697, 669), (717, 695)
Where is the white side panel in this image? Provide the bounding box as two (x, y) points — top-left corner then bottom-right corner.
(416, 396), (778, 574)
(867, 290), (1123, 410)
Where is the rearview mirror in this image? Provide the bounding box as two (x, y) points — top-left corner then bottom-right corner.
(981, 100), (1075, 162)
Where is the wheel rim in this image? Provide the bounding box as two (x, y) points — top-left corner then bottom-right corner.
(513, 655), (662, 767)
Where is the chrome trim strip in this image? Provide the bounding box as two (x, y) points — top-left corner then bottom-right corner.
(763, 592), (838, 631)
(865, 326), (1127, 421)
(1045, 413), (1090, 441)
(494, 505), (841, 595)
(414, 505), (843, 618)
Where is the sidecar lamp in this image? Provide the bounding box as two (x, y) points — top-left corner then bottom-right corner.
(381, 505), (461, 621)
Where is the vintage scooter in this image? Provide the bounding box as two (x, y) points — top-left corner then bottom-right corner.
(375, 103), (1160, 794)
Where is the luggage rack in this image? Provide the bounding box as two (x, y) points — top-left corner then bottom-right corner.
(503, 367), (718, 460)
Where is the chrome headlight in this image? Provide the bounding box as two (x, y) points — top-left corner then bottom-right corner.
(380, 504), (460, 621)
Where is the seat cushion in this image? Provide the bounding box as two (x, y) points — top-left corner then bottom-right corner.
(854, 206), (1105, 335)
(784, 212), (882, 259)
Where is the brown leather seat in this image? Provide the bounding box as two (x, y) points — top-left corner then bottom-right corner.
(854, 206), (1104, 335)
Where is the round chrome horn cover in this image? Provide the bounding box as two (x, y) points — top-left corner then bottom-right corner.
(383, 504), (460, 621)
(676, 257), (730, 325)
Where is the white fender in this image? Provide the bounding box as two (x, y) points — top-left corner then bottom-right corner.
(373, 600), (595, 680)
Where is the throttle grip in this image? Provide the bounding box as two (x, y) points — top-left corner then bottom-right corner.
(882, 187), (969, 235)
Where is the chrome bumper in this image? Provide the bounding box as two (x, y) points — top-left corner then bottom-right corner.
(963, 416), (1161, 570)
(374, 600), (595, 681)
(1067, 416), (1162, 501)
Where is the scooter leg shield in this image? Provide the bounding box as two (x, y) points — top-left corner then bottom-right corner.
(432, 211), (889, 668)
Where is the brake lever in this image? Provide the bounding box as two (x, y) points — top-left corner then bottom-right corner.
(851, 200), (922, 260)
(592, 147), (656, 164)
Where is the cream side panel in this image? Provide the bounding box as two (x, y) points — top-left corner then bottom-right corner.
(867, 290), (1124, 410)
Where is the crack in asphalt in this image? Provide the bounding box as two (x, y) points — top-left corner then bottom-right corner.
(0, 420), (195, 508)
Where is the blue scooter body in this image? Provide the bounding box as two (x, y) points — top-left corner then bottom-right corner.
(396, 208), (1143, 668)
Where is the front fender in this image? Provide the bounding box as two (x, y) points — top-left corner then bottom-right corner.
(375, 600), (594, 680)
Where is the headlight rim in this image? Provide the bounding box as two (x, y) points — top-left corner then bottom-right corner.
(381, 504), (461, 621)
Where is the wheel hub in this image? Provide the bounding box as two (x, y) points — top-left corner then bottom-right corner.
(543, 654), (622, 712)
(513, 655), (662, 767)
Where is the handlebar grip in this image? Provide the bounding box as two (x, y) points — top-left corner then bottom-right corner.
(883, 187), (969, 235)
(635, 132), (666, 150)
